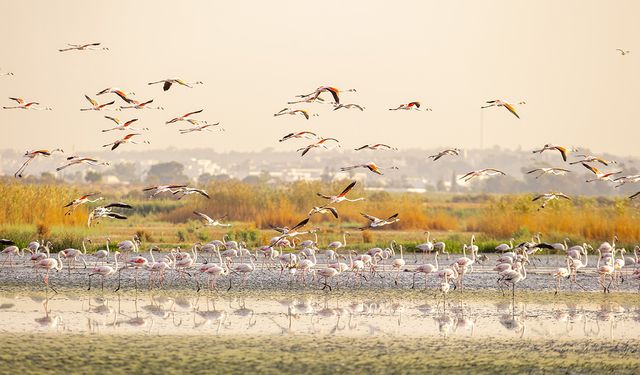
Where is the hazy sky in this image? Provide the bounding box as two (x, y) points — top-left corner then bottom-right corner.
(1, 1), (639, 156)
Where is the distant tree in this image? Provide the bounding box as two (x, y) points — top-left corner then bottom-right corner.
(40, 172), (58, 184)
(85, 171), (103, 183)
(107, 162), (138, 183)
(146, 161), (188, 185)
(449, 171), (459, 192)
(198, 173), (213, 185)
(436, 179), (446, 192)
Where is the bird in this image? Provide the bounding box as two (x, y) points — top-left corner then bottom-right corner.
(553, 258), (572, 295)
(526, 168), (571, 179)
(0, 70), (14, 77)
(271, 218), (311, 243)
(96, 87), (136, 98)
(80, 95), (115, 111)
(148, 78), (203, 91)
(56, 156), (109, 171)
(273, 108), (316, 120)
(616, 48), (630, 56)
(35, 252), (64, 293)
(316, 181), (365, 205)
(120, 99), (163, 110)
(87, 202), (133, 227)
(143, 184), (188, 198)
(102, 133), (150, 150)
(498, 260), (527, 303)
(333, 103), (365, 111)
(93, 238), (111, 265)
(570, 155), (616, 166)
(359, 213), (400, 230)
(279, 131), (318, 142)
(340, 163), (397, 175)
(87, 251), (120, 291)
(179, 123), (222, 134)
(581, 163), (622, 182)
(59, 42), (108, 52)
(388, 101), (426, 111)
(307, 206), (339, 219)
(532, 144), (570, 162)
(101, 116), (147, 132)
(193, 211), (231, 227)
(354, 144), (397, 151)
(296, 86), (356, 105)
(481, 99), (520, 118)
(172, 187), (210, 200)
(613, 174), (640, 188)
(3, 97), (51, 110)
(532, 192), (571, 210)
(165, 109), (204, 124)
(410, 252), (440, 289)
(428, 148), (461, 161)
(297, 138), (340, 157)
(459, 168), (506, 182)
(14, 149), (64, 178)
(629, 191), (640, 200)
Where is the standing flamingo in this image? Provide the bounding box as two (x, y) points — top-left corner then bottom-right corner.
(88, 251), (120, 291)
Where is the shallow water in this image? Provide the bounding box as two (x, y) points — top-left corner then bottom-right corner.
(1, 292), (638, 339)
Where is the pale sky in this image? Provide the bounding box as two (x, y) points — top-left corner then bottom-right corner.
(1, 1), (639, 156)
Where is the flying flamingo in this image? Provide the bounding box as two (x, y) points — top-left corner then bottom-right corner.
(532, 144), (570, 162)
(193, 211), (231, 227)
(80, 95), (115, 111)
(119, 99), (163, 110)
(3, 97), (52, 110)
(389, 101), (427, 111)
(63, 192), (103, 215)
(459, 168), (506, 182)
(340, 163), (398, 175)
(102, 133), (150, 150)
(316, 181), (365, 205)
(179, 123), (222, 134)
(532, 192), (571, 210)
(428, 148), (461, 161)
(274, 108), (317, 120)
(14, 149), (64, 178)
(481, 99), (520, 118)
(581, 163), (622, 183)
(354, 144), (397, 151)
(59, 42), (108, 52)
(56, 156), (109, 171)
(102, 116), (147, 132)
(296, 86), (356, 104)
(359, 212), (400, 230)
(148, 78), (203, 91)
(526, 168), (571, 179)
(166, 109), (204, 124)
(279, 131), (318, 142)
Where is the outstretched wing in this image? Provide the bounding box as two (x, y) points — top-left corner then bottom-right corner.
(581, 163), (599, 175)
(290, 217), (310, 231)
(193, 211), (213, 222)
(360, 212), (378, 222)
(338, 181), (357, 197)
(104, 202), (133, 209)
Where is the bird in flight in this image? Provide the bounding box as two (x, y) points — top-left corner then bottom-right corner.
(581, 163), (622, 183)
(334, 103), (365, 111)
(102, 116), (148, 132)
(287, 96), (327, 105)
(166, 109), (204, 124)
(59, 42), (108, 52)
(428, 148), (461, 161)
(148, 78), (203, 91)
(616, 49), (630, 56)
(56, 156), (109, 171)
(80, 95), (115, 111)
(481, 99), (520, 119)
(271, 218), (311, 242)
(119, 99), (163, 110)
(532, 192), (571, 210)
(274, 108), (317, 120)
(316, 181), (365, 205)
(630, 191), (640, 200)
(532, 144), (570, 162)
(143, 184), (189, 198)
(87, 202), (133, 227)
(354, 144), (397, 151)
(102, 134), (150, 150)
(296, 86), (356, 105)
(459, 168), (506, 182)
(389, 101), (426, 111)
(526, 167), (571, 179)
(570, 154), (616, 166)
(97, 89), (138, 104)
(297, 138), (340, 157)
(179, 123), (222, 134)
(193, 211), (231, 227)
(279, 131), (318, 142)
(1, 70), (14, 77)
(15, 149), (63, 178)
(308, 206), (339, 219)
(63, 193), (103, 216)
(173, 187), (211, 200)
(341, 163), (397, 175)
(3, 97), (51, 110)
(614, 174), (640, 188)
(359, 213), (400, 230)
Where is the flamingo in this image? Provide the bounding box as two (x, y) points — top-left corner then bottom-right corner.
(354, 144), (397, 151)
(102, 133), (150, 150)
(297, 137), (340, 156)
(80, 95), (115, 111)
(296, 86), (356, 104)
(94, 238), (111, 265)
(35, 252), (64, 293)
(146, 247), (171, 288)
(172, 187), (211, 200)
(570, 155), (616, 166)
(119, 99), (164, 110)
(416, 231), (435, 260)
(165, 109), (203, 124)
(459, 168), (506, 182)
(481, 99), (520, 118)
(316, 264), (340, 291)
(328, 232), (349, 254)
(389, 101), (426, 111)
(391, 243), (408, 284)
(411, 251), (440, 289)
(63, 193), (103, 215)
(3, 97), (51, 110)
(526, 168), (571, 179)
(88, 251), (120, 291)
(316, 181), (365, 205)
(201, 250), (229, 290)
(359, 212), (400, 230)
(553, 258), (572, 295)
(616, 48), (630, 55)
(59, 42), (108, 52)
(228, 252), (257, 290)
(279, 131), (318, 142)
(14, 149), (64, 178)
(428, 148), (461, 161)
(532, 192), (571, 210)
(614, 174), (640, 188)
(59, 240), (89, 274)
(495, 238), (514, 252)
(179, 123), (222, 134)
(498, 260), (527, 304)
(581, 163), (622, 183)
(348, 251), (366, 285)
(148, 78), (203, 91)
(532, 144), (570, 162)
(273, 108), (317, 120)
(1, 245), (24, 267)
(596, 249), (615, 293)
(193, 211), (231, 227)
(334, 103), (365, 111)
(56, 156), (109, 171)
(340, 163), (398, 175)
(101, 116), (147, 132)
